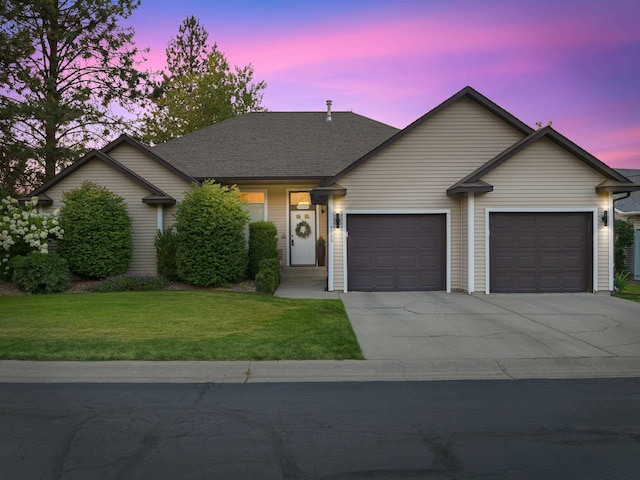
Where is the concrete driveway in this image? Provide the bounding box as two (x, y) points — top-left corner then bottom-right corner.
(341, 292), (640, 361)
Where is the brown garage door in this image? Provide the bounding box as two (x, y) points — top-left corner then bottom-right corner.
(490, 212), (592, 293)
(347, 214), (446, 291)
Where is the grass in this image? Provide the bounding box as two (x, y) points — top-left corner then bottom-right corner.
(0, 291), (363, 361)
(616, 283), (640, 303)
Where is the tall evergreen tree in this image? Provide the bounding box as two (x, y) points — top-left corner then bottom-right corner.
(140, 15), (266, 145)
(0, 0), (148, 189)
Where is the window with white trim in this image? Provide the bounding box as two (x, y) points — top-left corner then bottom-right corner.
(239, 192), (266, 223)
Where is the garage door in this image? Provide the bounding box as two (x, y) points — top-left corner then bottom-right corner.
(490, 212), (592, 293)
(347, 214), (446, 291)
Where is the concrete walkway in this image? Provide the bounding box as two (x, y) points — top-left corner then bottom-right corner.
(274, 266), (339, 299)
(2, 271), (640, 383)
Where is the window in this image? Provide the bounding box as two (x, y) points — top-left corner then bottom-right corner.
(290, 191), (311, 210)
(239, 192), (266, 223)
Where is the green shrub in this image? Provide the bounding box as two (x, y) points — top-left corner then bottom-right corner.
(58, 182), (132, 278)
(0, 196), (64, 280)
(90, 274), (168, 293)
(255, 257), (280, 294)
(155, 227), (179, 280)
(175, 181), (249, 287)
(615, 219), (634, 275)
(259, 257), (280, 273)
(614, 270), (631, 293)
(11, 252), (70, 294)
(255, 268), (279, 293)
(247, 221), (278, 279)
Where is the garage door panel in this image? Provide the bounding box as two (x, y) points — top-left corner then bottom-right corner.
(563, 236), (583, 248)
(517, 256), (536, 269)
(539, 276), (560, 290)
(539, 256), (560, 269)
(562, 255), (583, 268)
(420, 255), (442, 268)
(373, 274), (394, 290)
(490, 212), (592, 293)
(347, 214), (445, 291)
(375, 255), (395, 268)
(540, 236), (559, 248)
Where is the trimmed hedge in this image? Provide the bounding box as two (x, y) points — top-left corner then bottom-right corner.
(247, 221), (278, 279)
(255, 257), (280, 294)
(155, 227), (179, 280)
(58, 182), (132, 278)
(615, 219), (634, 274)
(11, 252), (71, 294)
(175, 181), (249, 287)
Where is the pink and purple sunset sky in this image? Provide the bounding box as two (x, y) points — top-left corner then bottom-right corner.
(129, 0), (640, 168)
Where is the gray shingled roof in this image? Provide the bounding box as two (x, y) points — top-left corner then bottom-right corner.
(151, 111), (399, 180)
(616, 169), (640, 212)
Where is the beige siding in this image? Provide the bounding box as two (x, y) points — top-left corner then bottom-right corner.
(476, 138), (610, 292)
(235, 182), (325, 265)
(107, 143), (193, 233)
(331, 97), (525, 291)
(107, 144), (193, 200)
(41, 159), (160, 275)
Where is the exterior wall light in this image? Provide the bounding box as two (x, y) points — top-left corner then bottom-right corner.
(602, 210), (608, 226)
(335, 213), (341, 229)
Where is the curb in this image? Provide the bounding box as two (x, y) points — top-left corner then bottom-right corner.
(1, 357), (640, 383)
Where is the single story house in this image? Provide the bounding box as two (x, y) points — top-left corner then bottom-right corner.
(615, 169), (640, 280)
(27, 86), (639, 293)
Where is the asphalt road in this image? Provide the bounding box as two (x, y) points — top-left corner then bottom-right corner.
(1, 379), (639, 479)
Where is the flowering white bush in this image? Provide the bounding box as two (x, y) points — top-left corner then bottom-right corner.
(0, 196), (64, 278)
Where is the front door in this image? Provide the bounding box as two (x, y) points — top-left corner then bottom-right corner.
(290, 210), (316, 265)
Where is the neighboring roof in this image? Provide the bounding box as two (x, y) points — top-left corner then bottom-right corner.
(26, 150), (176, 205)
(315, 85), (534, 189)
(102, 134), (197, 185)
(151, 111), (400, 181)
(615, 169), (640, 213)
(447, 127), (640, 195)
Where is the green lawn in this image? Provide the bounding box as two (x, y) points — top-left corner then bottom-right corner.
(0, 291), (363, 360)
(616, 283), (640, 303)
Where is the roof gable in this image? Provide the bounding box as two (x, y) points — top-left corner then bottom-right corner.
(317, 86), (534, 188)
(102, 134), (197, 185)
(27, 149), (176, 204)
(447, 127), (640, 195)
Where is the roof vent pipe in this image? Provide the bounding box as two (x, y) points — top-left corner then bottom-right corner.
(326, 100), (332, 122)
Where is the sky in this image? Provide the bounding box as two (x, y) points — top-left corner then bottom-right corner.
(128, 0), (640, 169)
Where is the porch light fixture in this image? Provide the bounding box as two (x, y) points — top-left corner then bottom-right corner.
(602, 210), (608, 226)
(335, 213), (341, 229)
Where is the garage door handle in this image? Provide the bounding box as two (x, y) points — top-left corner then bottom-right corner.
(291, 236), (295, 246)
